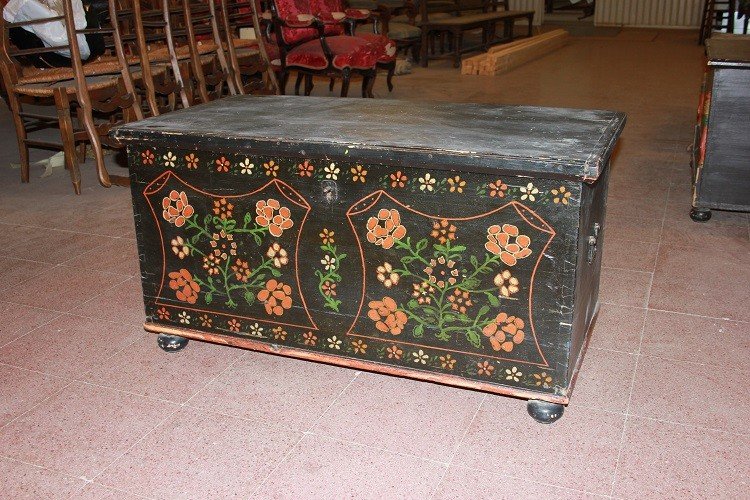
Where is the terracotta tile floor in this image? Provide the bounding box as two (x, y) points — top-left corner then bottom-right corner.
(1, 29), (749, 498)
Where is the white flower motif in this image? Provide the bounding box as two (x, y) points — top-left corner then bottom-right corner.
(520, 183), (539, 201)
(178, 311), (190, 324)
(248, 323), (264, 337)
(418, 173), (436, 192)
(412, 349), (429, 364)
(327, 336), (342, 350)
(163, 151), (177, 168)
(239, 158), (254, 174)
(321, 255), (336, 271)
(324, 163), (340, 180)
(505, 366), (522, 382)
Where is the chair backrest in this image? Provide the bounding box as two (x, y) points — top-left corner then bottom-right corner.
(270, 0), (319, 46)
(0, 0), (141, 119)
(218, 0), (279, 93)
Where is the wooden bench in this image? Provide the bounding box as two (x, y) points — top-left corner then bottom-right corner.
(419, 0), (535, 67)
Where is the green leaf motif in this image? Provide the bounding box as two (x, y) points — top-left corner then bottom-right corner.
(466, 329), (482, 348)
(413, 324), (424, 338)
(486, 294), (500, 307)
(244, 291), (255, 305)
(205, 292), (213, 305)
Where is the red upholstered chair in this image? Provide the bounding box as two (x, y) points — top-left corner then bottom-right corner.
(267, 0), (383, 97)
(312, 0), (397, 92)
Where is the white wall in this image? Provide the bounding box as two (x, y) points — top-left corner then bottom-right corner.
(594, 0), (704, 28)
(508, 0), (546, 26)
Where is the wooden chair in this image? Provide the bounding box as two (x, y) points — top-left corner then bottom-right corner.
(0, 0), (143, 194)
(266, 0), (382, 97)
(313, 0), (397, 94)
(110, 0), (193, 115)
(217, 0), (279, 94)
(167, 0), (239, 102)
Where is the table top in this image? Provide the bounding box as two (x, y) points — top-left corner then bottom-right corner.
(113, 95), (626, 182)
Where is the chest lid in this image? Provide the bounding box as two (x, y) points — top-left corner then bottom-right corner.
(707, 34), (750, 68)
(112, 95), (626, 183)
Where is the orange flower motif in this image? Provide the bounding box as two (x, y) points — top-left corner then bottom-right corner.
(367, 297), (407, 335)
(185, 153), (199, 169)
(227, 319), (241, 332)
(303, 331), (317, 345)
(157, 307), (170, 320)
(477, 361), (495, 376)
(484, 224), (532, 266)
(390, 171), (407, 188)
(255, 199), (293, 237)
(488, 179), (508, 198)
(168, 269), (200, 304)
(171, 236), (189, 259)
(366, 209), (406, 250)
(387, 345), (403, 359)
(141, 150), (155, 165)
(162, 190), (194, 227)
(322, 280), (337, 296)
(448, 289), (473, 314)
(213, 198), (234, 220)
(298, 160), (314, 177)
(482, 312), (525, 352)
(231, 259), (252, 282)
(203, 253), (221, 275)
(257, 279), (293, 316)
(215, 156), (230, 172)
(430, 219), (456, 244)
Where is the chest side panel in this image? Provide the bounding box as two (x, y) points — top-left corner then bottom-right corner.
(129, 146), (583, 398)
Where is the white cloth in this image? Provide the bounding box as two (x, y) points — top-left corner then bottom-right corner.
(3, 0), (90, 59)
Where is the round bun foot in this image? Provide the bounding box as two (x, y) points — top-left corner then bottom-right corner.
(690, 208), (711, 222)
(157, 334), (189, 353)
(527, 399), (565, 424)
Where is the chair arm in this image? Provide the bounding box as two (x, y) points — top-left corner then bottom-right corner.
(274, 13), (321, 29)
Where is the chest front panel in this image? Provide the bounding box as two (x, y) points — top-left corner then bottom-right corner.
(130, 146), (584, 397)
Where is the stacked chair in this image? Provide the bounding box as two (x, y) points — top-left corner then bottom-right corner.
(1, 0), (395, 195)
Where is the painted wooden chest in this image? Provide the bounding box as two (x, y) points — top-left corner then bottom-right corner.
(113, 95), (625, 423)
(690, 34), (750, 222)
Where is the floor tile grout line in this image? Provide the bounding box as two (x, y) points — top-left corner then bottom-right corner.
(301, 432), (451, 467)
(607, 184), (668, 496)
(302, 371), (361, 434)
(249, 434), (307, 496)
(427, 394), (487, 500)
(445, 463), (615, 499)
(0, 310), (66, 351)
(67, 482), (158, 500)
(0, 453), (98, 487)
(88, 351), (254, 495)
(597, 300), (750, 325)
(0, 381), (74, 434)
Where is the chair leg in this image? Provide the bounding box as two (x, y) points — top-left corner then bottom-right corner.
(6, 93), (30, 183)
(340, 68), (351, 97)
(420, 30), (429, 67)
(75, 91), (112, 188)
(361, 73), (370, 98)
(329, 78), (335, 92)
(454, 32), (463, 68)
(279, 70), (289, 95)
(53, 88), (81, 195)
(294, 73), (304, 95)
(385, 61), (395, 92)
(366, 69), (376, 98)
(304, 74), (314, 96)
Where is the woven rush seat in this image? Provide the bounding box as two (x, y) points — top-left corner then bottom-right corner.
(147, 41), (219, 63)
(17, 55), (141, 85)
(14, 73), (127, 97)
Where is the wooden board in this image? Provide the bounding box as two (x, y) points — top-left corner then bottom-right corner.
(461, 30), (569, 76)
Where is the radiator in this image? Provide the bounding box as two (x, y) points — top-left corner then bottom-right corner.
(508, 0), (546, 25)
(594, 0), (704, 28)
